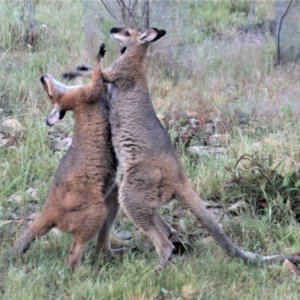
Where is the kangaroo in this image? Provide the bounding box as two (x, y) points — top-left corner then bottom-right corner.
(98, 27), (300, 270)
(5, 44), (119, 269)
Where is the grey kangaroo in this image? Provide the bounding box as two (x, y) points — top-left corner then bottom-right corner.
(99, 27), (300, 270)
(63, 28), (300, 269)
(5, 44), (119, 269)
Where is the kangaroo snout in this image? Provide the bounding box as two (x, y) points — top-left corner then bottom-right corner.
(110, 27), (122, 34)
(40, 74), (53, 86)
(40, 75), (46, 85)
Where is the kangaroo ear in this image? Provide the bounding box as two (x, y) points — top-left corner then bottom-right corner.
(46, 108), (60, 126)
(140, 28), (166, 43)
(152, 29), (166, 42)
(40, 75), (54, 99)
(46, 108), (66, 126)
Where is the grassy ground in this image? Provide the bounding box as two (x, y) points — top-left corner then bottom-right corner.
(1, 1), (300, 299)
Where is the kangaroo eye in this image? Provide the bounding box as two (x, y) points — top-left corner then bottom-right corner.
(124, 31), (130, 37)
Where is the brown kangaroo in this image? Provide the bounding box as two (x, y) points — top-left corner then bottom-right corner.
(99, 27), (300, 270)
(5, 44), (119, 269)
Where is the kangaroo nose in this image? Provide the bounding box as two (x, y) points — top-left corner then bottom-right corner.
(40, 74), (48, 84)
(110, 27), (121, 34)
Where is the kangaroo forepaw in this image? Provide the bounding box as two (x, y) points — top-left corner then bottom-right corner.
(62, 72), (77, 80)
(75, 65), (94, 72)
(97, 43), (106, 60)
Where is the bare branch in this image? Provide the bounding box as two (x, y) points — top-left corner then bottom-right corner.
(117, 0), (128, 26)
(100, 0), (118, 20)
(141, 0), (150, 30)
(119, 0), (140, 29)
(276, 0), (293, 66)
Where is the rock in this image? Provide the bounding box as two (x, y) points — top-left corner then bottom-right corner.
(115, 230), (132, 241)
(208, 133), (230, 147)
(0, 119), (23, 136)
(27, 213), (37, 220)
(179, 219), (187, 232)
(228, 200), (250, 214)
(0, 139), (9, 147)
(51, 137), (72, 151)
(200, 236), (214, 245)
(25, 188), (38, 200)
(187, 146), (227, 156)
(7, 191), (23, 203)
(181, 283), (197, 300)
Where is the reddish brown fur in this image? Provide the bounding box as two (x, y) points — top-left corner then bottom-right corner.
(5, 44), (119, 269)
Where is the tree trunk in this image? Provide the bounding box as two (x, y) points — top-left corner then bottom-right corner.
(248, 0), (255, 23)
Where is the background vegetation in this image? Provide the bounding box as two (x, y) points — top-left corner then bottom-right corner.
(1, 1), (300, 299)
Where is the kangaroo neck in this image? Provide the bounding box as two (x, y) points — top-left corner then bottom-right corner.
(125, 44), (147, 61)
(72, 103), (106, 142)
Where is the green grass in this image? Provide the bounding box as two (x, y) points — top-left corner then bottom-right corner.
(1, 0), (300, 299)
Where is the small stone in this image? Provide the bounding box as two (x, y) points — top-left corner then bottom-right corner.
(228, 200), (250, 214)
(25, 188), (38, 199)
(7, 191), (22, 203)
(51, 137), (72, 151)
(27, 213), (37, 220)
(0, 119), (23, 136)
(208, 133), (230, 147)
(179, 219), (187, 232)
(181, 283), (197, 300)
(0, 139), (9, 147)
(188, 146), (226, 156)
(115, 230), (132, 241)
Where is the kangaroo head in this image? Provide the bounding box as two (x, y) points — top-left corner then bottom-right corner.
(40, 74), (72, 126)
(109, 27), (166, 49)
(41, 44), (106, 126)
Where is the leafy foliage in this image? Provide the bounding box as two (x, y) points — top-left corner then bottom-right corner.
(187, 0), (250, 42)
(225, 153), (300, 223)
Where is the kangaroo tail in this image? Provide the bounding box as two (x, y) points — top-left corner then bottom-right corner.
(178, 182), (300, 265)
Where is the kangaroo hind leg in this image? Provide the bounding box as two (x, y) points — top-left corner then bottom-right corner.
(120, 182), (174, 271)
(67, 237), (89, 270)
(96, 183), (120, 253)
(5, 210), (55, 260)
